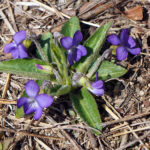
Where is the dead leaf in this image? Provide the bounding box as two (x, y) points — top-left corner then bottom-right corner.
(124, 5), (143, 20)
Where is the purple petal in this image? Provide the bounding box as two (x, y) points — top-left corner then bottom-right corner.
(116, 46), (128, 61)
(120, 29), (129, 46)
(91, 80), (104, 89)
(73, 30), (83, 45)
(75, 50), (82, 61)
(76, 45), (87, 56)
(4, 42), (16, 53)
(25, 80), (40, 98)
(68, 54), (74, 66)
(36, 64), (44, 70)
(17, 97), (28, 108)
(11, 48), (19, 59)
(18, 44), (28, 58)
(13, 30), (26, 45)
(128, 48), (141, 55)
(60, 37), (73, 50)
(36, 94), (53, 108)
(128, 36), (136, 48)
(107, 34), (121, 45)
(34, 107), (43, 120)
(91, 88), (104, 96)
(24, 103), (36, 114)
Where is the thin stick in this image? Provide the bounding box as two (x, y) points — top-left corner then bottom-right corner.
(10, 1), (42, 24)
(2, 74), (11, 99)
(0, 127), (63, 141)
(0, 9), (15, 34)
(140, 52), (150, 56)
(101, 111), (150, 128)
(108, 126), (150, 138)
(6, 0), (18, 32)
(46, 116), (83, 150)
(31, 0), (100, 28)
(102, 96), (148, 149)
(0, 99), (16, 104)
(34, 138), (52, 150)
(116, 131), (150, 150)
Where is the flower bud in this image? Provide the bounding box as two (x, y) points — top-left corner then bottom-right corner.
(79, 76), (92, 89)
(22, 39), (32, 49)
(110, 45), (118, 55)
(36, 64), (53, 74)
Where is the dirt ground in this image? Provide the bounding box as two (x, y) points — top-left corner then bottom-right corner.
(0, 0), (150, 150)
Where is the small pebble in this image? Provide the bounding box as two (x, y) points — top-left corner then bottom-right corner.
(139, 91), (144, 96)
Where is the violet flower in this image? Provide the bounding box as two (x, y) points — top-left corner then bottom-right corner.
(88, 80), (104, 96)
(60, 30), (87, 65)
(107, 29), (141, 61)
(4, 31), (28, 59)
(17, 80), (53, 120)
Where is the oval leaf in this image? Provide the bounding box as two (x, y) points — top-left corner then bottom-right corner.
(50, 42), (70, 85)
(0, 59), (51, 80)
(70, 87), (102, 134)
(61, 16), (80, 38)
(91, 60), (127, 80)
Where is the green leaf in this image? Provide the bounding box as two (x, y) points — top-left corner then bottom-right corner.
(0, 59), (51, 80)
(92, 60), (127, 80)
(50, 42), (70, 85)
(1, 138), (13, 150)
(73, 22), (112, 73)
(36, 32), (52, 62)
(61, 16), (80, 37)
(16, 107), (24, 118)
(47, 84), (71, 96)
(70, 88), (102, 134)
(0, 143), (2, 150)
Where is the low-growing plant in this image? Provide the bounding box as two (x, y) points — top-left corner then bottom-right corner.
(1, 16), (141, 134)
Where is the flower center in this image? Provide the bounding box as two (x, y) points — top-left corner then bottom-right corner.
(28, 97), (38, 108)
(68, 46), (76, 54)
(13, 42), (18, 48)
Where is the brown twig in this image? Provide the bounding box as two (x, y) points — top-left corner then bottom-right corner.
(116, 131), (150, 150)
(101, 111), (150, 127)
(0, 99), (16, 104)
(6, 0), (18, 32)
(102, 96), (148, 150)
(46, 116), (83, 150)
(0, 127), (63, 141)
(79, 0), (125, 20)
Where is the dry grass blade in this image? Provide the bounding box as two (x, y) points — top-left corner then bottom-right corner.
(79, 0), (125, 20)
(31, 0), (100, 27)
(116, 131), (150, 150)
(0, 127), (63, 141)
(102, 96), (149, 150)
(0, 99), (16, 104)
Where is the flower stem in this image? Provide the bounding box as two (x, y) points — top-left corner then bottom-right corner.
(87, 48), (112, 78)
(31, 38), (49, 63)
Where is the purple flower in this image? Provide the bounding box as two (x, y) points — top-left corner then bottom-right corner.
(60, 30), (87, 65)
(107, 29), (141, 61)
(4, 31), (28, 59)
(17, 80), (53, 120)
(88, 80), (104, 96)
